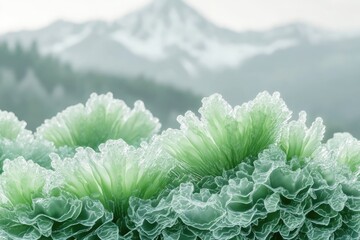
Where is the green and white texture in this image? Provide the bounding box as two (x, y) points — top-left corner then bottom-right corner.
(1, 91), (360, 239)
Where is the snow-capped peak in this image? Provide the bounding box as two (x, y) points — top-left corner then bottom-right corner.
(116, 0), (207, 37)
(152, 0), (188, 11)
(112, 0), (210, 60)
(2, 0), (332, 74)
(111, 0), (297, 69)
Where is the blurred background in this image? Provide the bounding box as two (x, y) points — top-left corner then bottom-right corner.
(0, 0), (359, 138)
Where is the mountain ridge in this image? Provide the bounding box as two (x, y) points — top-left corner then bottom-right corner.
(0, 0), (341, 78)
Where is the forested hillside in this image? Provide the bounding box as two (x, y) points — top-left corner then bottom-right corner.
(0, 42), (201, 130)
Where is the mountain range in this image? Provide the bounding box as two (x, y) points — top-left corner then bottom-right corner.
(1, 0), (360, 137)
(0, 0), (346, 86)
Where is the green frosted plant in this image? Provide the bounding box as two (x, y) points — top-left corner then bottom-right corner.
(324, 133), (360, 172)
(1, 91), (360, 240)
(0, 111), (54, 172)
(129, 146), (360, 239)
(280, 111), (325, 161)
(0, 110), (28, 141)
(37, 93), (160, 150)
(162, 92), (291, 178)
(51, 138), (173, 236)
(0, 158), (50, 207)
(0, 158), (114, 239)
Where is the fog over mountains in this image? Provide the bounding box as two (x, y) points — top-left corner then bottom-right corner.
(1, 0), (347, 84)
(1, 0), (360, 137)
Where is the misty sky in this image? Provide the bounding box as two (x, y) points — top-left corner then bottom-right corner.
(1, 0), (360, 34)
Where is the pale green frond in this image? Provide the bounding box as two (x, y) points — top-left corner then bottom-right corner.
(162, 92), (291, 177)
(281, 111), (325, 160)
(52, 138), (173, 224)
(326, 133), (360, 172)
(37, 93), (160, 149)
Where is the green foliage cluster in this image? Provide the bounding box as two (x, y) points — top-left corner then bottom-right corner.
(0, 42), (201, 130)
(1, 92), (360, 239)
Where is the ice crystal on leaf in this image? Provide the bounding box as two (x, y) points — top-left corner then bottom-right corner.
(37, 93), (160, 150)
(0, 111), (28, 140)
(0, 158), (50, 206)
(0, 158), (114, 239)
(280, 111), (325, 161)
(0, 111), (54, 172)
(162, 92), (291, 178)
(51, 138), (173, 236)
(325, 133), (360, 172)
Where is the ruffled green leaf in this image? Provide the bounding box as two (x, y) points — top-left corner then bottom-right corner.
(129, 147), (360, 239)
(162, 92), (291, 178)
(0, 111), (54, 172)
(0, 158), (117, 239)
(0, 192), (116, 240)
(0, 158), (50, 207)
(0, 135), (55, 172)
(37, 93), (160, 149)
(52, 139), (173, 234)
(325, 133), (360, 172)
(0, 111), (29, 141)
(281, 111), (325, 160)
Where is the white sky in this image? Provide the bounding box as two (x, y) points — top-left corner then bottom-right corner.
(1, 0), (360, 34)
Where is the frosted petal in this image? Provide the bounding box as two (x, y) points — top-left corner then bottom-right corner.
(0, 157), (51, 206)
(0, 110), (28, 140)
(233, 92), (291, 160)
(37, 93), (160, 149)
(52, 138), (173, 234)
(0, 134), (55, 172)
(281, 111), (325, 160)
(162, 92), (291, 178)
(324, 133), (360, 172)
(0, 111), (54, 172)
